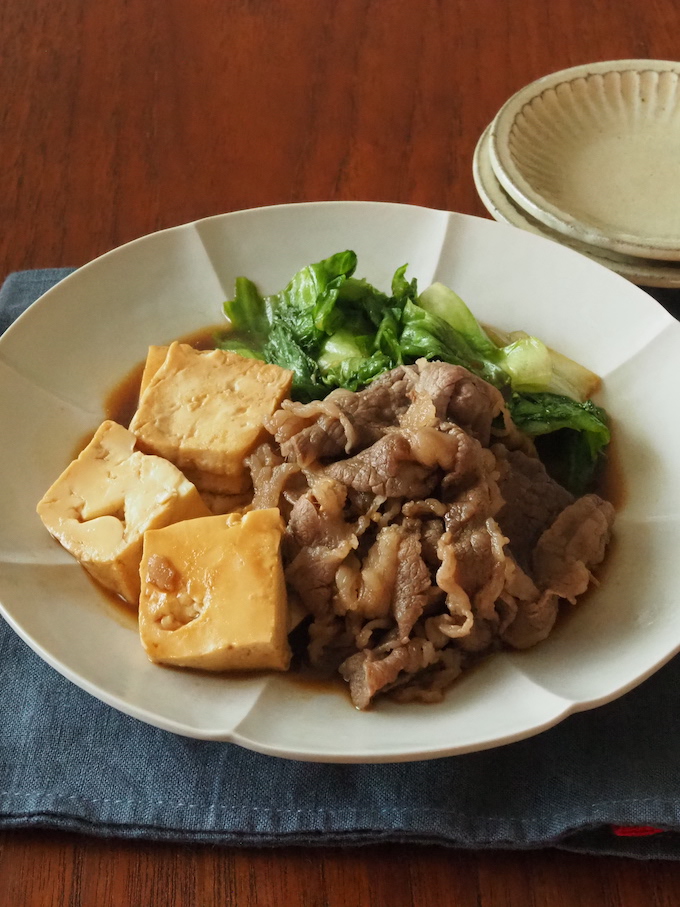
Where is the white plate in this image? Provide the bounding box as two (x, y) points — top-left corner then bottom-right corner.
(1, 201), (679, 763)
(489, 60), (680, 261)
(474, 124), (680, 288)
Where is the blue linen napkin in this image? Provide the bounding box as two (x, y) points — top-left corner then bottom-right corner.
(2, 268), (680, 859)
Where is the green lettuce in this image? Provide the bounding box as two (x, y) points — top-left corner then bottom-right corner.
(507, 393), (611, 494)
(216, 251), (610, 492)
(218, 251), (414, 400)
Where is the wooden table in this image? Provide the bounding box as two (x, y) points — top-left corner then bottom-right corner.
(2, 0), (680, 903)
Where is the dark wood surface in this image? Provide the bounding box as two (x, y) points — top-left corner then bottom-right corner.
(3, 0), (680, 903)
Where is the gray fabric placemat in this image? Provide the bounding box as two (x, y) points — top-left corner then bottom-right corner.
(2, 268), (679, 859)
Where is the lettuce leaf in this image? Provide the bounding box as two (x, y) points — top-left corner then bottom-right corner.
(215, 251), (610, 492)
(218, 251), (414, 400)
(399, 299), (508, 388)
(417, 282), (500, 362)
(508, 392), (611, 493)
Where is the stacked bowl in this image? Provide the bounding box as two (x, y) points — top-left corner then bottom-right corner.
(474, 60), (680, 288)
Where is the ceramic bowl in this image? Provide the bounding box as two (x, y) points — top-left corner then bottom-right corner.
(489, 60), (680, 261)
(474, 123), (680, 288)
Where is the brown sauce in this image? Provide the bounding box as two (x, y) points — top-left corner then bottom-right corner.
(598, 425), (626, 510)
(104, 361), (145, 429)
(105, 323), (225, 428)
(83, 572), (138, 630)
(281, 663), (350, 699)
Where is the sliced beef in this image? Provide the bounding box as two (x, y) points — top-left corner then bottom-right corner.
(407, 423), (486, 490)
(285, 541), (355, 617)
(392, 530), (433, 641)
(429, 515), (509, 652)
(434, 532), (475, 640)
(333, 526), (402, 620)
(498, 553), (559, 649)
(284, 479), (357, 616)
(323, 432), (438, 498)
(532, 494), (615, 602)
(456, 617), (497, 653)
(339, 638), (439, 710)
(501, 591), (560, 649)
(389, 648), (463, 703)
(267, 391), (360, 466)
(420, 517), (446, 568)
(501, 555), (540, 609)
(246, 442), (301, 510)
(344, 364), (417, 432)
(494, 445), (574, 571)
(401, 498), (448, 519)
(442, 450), (503, 530)
(268, 366), (417, 465)
(285, 478), (349, 550)
(335, 523), (432, 640)
(414, 359), (504, 445)
(448, 518), (509, 622)
(499, 493), (613, 648)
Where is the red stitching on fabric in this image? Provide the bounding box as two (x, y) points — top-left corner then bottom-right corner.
(611, 825), (664, 837)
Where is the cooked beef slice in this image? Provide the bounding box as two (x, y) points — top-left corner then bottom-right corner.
(457, 617), (498, 653)
(284, 479), (358, 616)
(342, 364), (418, 434)
(339, 638), (439, 709)
(500, 495), (613, 649)
(267, 391), (360, 466)
(247, 442), (301, 509)
(389, 648), (463, 703)
(323, 432), (438, 498)
(334, 522), (432, 638)
(392, 530), (433, 641)
(532, 494), (615, 602)
(268, 366), (418, 465)
(407, 423), (486, 490)
(401, 498), (448, 519)
(285, 478), (350, 550)
(333, 526), (402, 620)
(413, 359), (504, 445)
(419, 517), (446, 567)
(442, 449), (504, 529)
(434, 532), (475, 640)
(449, 518), (508, 622)
(501, 590), (560, 649)
(503, 554), (541, 603)
(494, 445), (574, 571)
(285, 540), (355, 617)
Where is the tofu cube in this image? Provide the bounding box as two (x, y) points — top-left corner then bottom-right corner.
(138, 509), (291, 671)
(129, 343), (293, 494)
(37, 420), (211, 604)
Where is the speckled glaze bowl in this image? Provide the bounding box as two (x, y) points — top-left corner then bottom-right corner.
(489, 61), (680, 261)
(473, 124), (680, 288)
